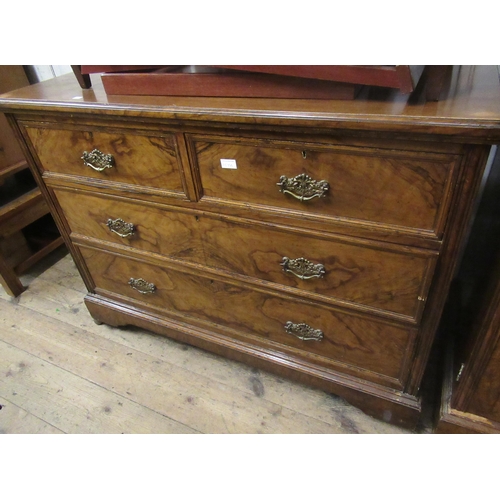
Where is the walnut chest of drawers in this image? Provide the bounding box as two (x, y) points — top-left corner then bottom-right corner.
(2, 66), (500, 429)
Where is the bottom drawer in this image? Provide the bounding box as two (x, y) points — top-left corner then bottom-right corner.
(79, 246), (416, 387)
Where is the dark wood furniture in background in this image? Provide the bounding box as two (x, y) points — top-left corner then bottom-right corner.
(0, 66), (64, 296)
(74, 65), (449, 101)
(0, 66), (498, 429)
(79, 65), (426, 94)
(437, 256), (500, 433)
(211, 65), (426, 93)
(436, 146), (500, 433)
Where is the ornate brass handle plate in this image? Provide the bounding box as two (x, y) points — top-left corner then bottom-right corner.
(107, 218), (135, 238)
(81, 149), (114, 172)
(277, 173), (329, 201)
(284, 321), (324, 341)
(128, 278), (156, 294)
(281, 256), (326, 280)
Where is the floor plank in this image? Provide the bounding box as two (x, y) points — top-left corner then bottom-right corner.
(0, 396), (63, 434)
(0, 300), (355, 433)
(0, 339), (197, 434)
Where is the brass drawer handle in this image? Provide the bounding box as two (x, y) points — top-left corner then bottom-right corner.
(81, 149), (114, 172)
(277, 173), (329, 201)
(107, 218), (135, 238)
(128, 278), (156, 294)
(281, 256), (326, 280)
(284, 321), (323, 341)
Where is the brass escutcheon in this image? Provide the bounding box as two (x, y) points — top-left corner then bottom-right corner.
(277, 173), (329, 201)
(284, 321), (324, 341)
(107, 218), (135, 238)
(81, 149), (114, 172)
(128, 278), (156, 294)
(281, 256), (326, 280)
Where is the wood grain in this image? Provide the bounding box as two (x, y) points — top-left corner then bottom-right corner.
(0, 397), (63, 434)
(24, 124), (185, 194)
(78, 245), (414, 385)
(53, 187), (437, 321)
(0, 338), (196, 434)
(200, 215), (436, 321)
(0, 114), (25, 172)
(192, 136), (458, 235)
(101, 71), (358, 99)
(442, 244), (500, 428)
(436, 336), (500, 434)
(0, 253), (25, 296)
(0, 66), (29, 171)
(53, 188), (204, 263)
(211, 65), (424, 92)
(0, 189), (48, 236)
(464, 338), (500, 422)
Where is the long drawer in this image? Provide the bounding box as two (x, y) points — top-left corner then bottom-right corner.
(55, 188), (436, 322)
(78, 245), (416, 386)
(191, 135), (460, 236)
(24, 124), (185, 194)
(200, 216), (436, 322)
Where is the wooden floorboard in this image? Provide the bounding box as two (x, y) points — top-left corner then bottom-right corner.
(0, 248), (418, 434)
(0, 394), (63, 434)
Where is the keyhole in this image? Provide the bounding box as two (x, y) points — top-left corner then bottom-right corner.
(302, 150), (307, 159)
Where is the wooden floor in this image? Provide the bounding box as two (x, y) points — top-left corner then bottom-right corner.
(0, 247), (430, 434)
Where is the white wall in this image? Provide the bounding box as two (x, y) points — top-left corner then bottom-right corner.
(24, 65), (72, 83)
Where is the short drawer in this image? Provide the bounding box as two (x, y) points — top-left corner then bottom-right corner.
(199, 217), (437, 322)
(53, 188), (204, 263)
(79, 246), (415, 386)
(24, 124), (185, 194)
(191, 135), (459, 236)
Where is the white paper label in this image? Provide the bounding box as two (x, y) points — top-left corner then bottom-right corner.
(220, 159), (238, 169)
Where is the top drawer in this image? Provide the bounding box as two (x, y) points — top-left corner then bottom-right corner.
(191, 135), (460, 237)
(23, 124), (185, 195)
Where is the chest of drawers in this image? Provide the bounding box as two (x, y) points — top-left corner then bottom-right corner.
(2, 66), (500, 429)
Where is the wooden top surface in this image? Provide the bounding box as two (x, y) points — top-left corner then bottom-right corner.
(1, 66), (500, 140)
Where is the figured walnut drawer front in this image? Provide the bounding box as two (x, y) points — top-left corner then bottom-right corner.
(79, 246), (414, 386)
(53, 189), (204, 264)
(24, 125), (185, 194)
(192, 137), (459, 236)
(199, 217), (436, 322)
(54, 188), (435, 322)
